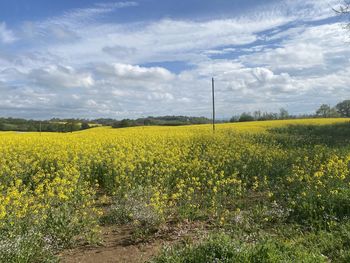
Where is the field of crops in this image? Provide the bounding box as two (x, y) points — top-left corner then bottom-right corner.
(2, 118), (350, 262)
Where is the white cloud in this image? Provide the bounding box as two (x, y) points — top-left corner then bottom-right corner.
(243, 43), (325, 70)
(0, 0), (349, 119)
(44, 15), (290, 66)
(188, 61), (303, 97)
(95, 2), (138, 9)
(20, 1), (138, 42)
(96, 63), (174, 81)
(240, 22), (350, 73)
(0, 22), (16, 44)
(28, 65), (94, 89)
(274, 0), (339, 21)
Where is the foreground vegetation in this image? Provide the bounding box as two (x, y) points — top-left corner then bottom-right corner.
(1, 118), (350, 262)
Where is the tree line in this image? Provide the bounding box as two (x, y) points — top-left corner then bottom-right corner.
(230, 108), (290, 122)
(0, 118), (91, 132)
(1, 100), (350, 132)
(111, 116), (211, 128)
(230, 100), (350, 122)
(0, 116), (211, 132)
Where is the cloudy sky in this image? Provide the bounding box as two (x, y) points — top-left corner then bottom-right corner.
(0, 0), (349, 119)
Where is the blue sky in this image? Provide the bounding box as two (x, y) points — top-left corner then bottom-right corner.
(0, 0), (278, 24)
(0, 0), (348, 119)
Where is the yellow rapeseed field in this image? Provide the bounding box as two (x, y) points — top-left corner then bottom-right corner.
(1, 118), (350, 261)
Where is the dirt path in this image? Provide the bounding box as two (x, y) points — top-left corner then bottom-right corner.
(60, 221), (208, 263)
(60, 226), (166, 263)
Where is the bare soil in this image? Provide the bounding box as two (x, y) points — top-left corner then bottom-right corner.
(60, 221), (208, 263)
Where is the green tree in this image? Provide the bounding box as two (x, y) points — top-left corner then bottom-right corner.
(229, 116), (238, 122)
(112, 119), (135, 128)
(119, 119), (132, 128)
(239, 112), (254, 122)
(316, 104), (331, 117)
(279, 108), (289, 119)
(329, 108), (340, 117)
(81, 122), (90, 130)
(253, 110), (261, 120)
(336, 100), (350, 117)
(143, 118), (152, 126)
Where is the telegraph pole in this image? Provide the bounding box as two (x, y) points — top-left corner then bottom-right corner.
(212, 77), (215, 133)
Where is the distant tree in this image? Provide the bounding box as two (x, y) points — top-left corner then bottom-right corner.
(239, 112), (254, 122)
(329, 108), (341, 117)
(253, 110), (261, 120)
(259, 112), (278, 121)
(81, 122), (90, 130)
(316, 104), (331, 117)
(143, 118), (152, 126)
(111, 121), (120, 128)
(64, 122), (81, 132)
(229, 116), (238, 122)
(122, 119), (133, 127)
(336, 100), (350, 117)
(279, 108), (289, 119)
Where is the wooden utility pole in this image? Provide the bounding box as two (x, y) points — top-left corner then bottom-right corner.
(212, 77), (215, 133)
